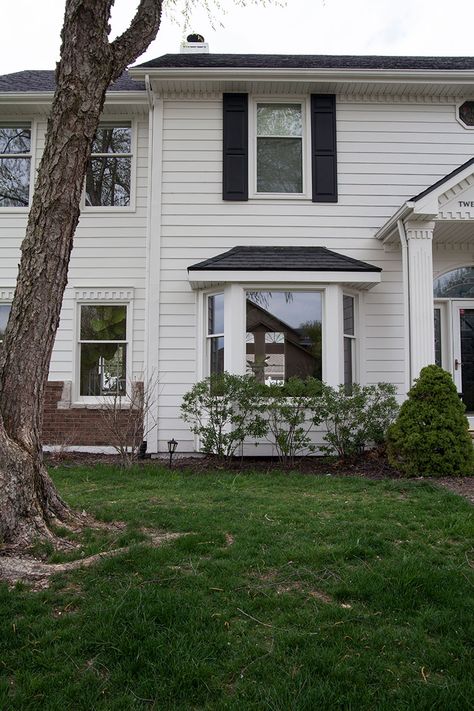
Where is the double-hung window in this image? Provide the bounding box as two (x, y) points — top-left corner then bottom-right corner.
(0, 124), (32, 207)
(343, 295), (356, 390)
(207, 293), (224, 375)
(255, 103), (304, 194)
(85, 123), (132, 207)
(78, 304), (128, 396)
(0, 303), (11, 348)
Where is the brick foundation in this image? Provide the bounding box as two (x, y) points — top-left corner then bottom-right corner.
(42, 381), (143, 447)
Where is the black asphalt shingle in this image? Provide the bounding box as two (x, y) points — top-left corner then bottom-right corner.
(410, 156), (474, 202)
(137, 53), (474, 71)
(0, 70), (145, 93)
(188, 246), (381, 272)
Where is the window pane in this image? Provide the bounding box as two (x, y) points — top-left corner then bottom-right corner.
(0, 126), (31, 154)
(434, 308), (442, 367)
(91, 126), (131, 154)
(85, 157), (131, 206)
(80, 343), (126, 396)
(344, 337), (353, 390)
(0, 304), (11, 342)
(257, 138), (302, 193)
(246, 291), (322, 384)
(208, 293), (224, 335)
(210, 336), (224, 375)
(433, 267), (474, 298)
(0, 157), (30, 206)
(80, 305), (126, 341)
(257, 104), (302, 136)
(343, 295), (354, 335)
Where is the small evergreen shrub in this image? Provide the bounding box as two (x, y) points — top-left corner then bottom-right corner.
(318, 382), (399, 459)
(265, 377), (323, 466)
(387, 365), (474, 477)
(180, 372), (267, 460)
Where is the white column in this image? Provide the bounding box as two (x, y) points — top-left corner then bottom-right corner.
(224, 284), (246, 374)
(324, 284), (344, 387)
(405, 220), (435, 380)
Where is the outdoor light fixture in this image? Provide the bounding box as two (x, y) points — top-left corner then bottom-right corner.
(167, 438), (178, 467)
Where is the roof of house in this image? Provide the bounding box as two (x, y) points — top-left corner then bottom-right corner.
(188, 246), (382, 272)
(137, 53), (474, 71)
(410, 155), (474, 202)
(0, 70), (145, 93)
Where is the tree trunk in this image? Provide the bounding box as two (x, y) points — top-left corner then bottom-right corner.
(0, 0), (162, 548)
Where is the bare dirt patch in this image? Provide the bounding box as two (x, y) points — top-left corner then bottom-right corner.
(435, 478), (474, 504)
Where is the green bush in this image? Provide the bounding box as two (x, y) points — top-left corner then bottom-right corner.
(387, 365), (474, 477)
(180, 372), (267, 460)
(319, 382), (399, 459)
(265, 377), (323, 466)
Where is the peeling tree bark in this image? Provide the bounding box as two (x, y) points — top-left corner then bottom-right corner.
(0, 0), (162, 549)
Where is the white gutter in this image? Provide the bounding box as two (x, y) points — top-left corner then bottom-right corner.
(376, 201), (414, 244)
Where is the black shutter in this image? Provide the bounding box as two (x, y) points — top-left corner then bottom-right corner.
(223, 93), (248, 201)
(311, 94), (337, 203)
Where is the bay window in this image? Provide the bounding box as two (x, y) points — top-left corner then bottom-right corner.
(85, 123), (132, 207)
(343, 295), (356, 390)
(0, 124), (32, 207)
(79, 304), (128, 396)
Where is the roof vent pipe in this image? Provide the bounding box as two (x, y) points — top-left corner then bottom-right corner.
(180, 33), (209, 54)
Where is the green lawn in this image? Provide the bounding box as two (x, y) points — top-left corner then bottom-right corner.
(1, 466), (473, 710)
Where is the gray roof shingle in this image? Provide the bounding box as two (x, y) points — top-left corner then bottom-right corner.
(188, 246), (382, 272)
(137, 53), (474, 71)
(0, 70), (145, 93)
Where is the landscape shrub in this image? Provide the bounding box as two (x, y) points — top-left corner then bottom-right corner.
(318, 382), (399, 459)
(180, 372), (267, 460)
(387, 365), (474, 477)
(265, 377), (323, 466)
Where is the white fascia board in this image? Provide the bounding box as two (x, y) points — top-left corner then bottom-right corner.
(413, 163), (474, 216)
(0, 91), (147, 106)
(375, 202), (414, 244)
(188, 270), (381, 289)
(130, 66), (474, 85)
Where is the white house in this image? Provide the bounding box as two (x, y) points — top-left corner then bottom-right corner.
(1, 43), (474, 454)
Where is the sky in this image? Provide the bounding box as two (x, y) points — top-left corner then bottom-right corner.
(2, 0), (474, 75)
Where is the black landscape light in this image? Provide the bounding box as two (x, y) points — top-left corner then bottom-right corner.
(167, 438), (178, 467)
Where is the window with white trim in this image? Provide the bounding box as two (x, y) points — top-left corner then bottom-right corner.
(343, 295), (356, 390)
(246, 290), (322, 383)
(0, 303), (11, 347)
(78, 304), (128, 396)
(0, 124), (32, 207)
(207, 293), (224, 375)
(255, 102), (304, 194)
(85, 123), (132, 207)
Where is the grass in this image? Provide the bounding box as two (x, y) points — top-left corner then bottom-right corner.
(1, 465), (473, 710)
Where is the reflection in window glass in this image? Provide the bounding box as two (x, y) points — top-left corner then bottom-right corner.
(208, 293), (224, 375)
(433, 267), (474, 298)
(256, 104), (303, 194)
(343, 295), (355, 390)
(79, 305), (127, 396)
(246, 291), (322, 384)
(434, 308), (442, 367)
(0, 304), (11, 345)
(85, 125), (132, 207)
(0, 125), (31, 207)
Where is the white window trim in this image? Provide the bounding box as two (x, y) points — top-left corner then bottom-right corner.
(343, 291), (359, 386)
(455, 101), (474, 130)
(206, 291), (225, 376)
(0, 291), (13, 346)
(0, 121), (37, 213)
(73, 287), (134, 404)
(81, 119), (137, 213)
(201, 283), (352, 387)
(248, 97), (311, 200)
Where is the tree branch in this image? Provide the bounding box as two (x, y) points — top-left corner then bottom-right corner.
(111, 0), (163, 74)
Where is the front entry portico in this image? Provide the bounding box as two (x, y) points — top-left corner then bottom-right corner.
(376, 157), (474, 416)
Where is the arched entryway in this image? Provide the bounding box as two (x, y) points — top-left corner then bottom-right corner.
(434, 266), (474, 412)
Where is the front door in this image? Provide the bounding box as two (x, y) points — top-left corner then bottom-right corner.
(452, 301), (474, 412)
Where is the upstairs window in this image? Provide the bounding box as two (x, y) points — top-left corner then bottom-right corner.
(85, 124), (132, 207)
(0, 304), (11, 347)
(0, 125), (31, 207)
(79, 304), (127, 396)
(256, 103), (303, 194)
